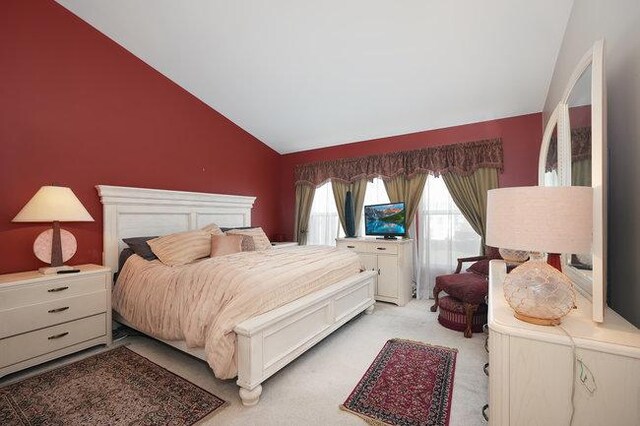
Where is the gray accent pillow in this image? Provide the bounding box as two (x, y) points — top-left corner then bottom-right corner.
(118, 248), (135, 271)
(114, 248), (136, 282)
(220, 226), (254, 232)
(123, 236), (158, 261)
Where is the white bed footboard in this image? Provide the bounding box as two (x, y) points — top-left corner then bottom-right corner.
(234, 270), (376, 406)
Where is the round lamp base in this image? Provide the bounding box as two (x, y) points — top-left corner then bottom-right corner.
(34, 228), (77, 264)
(514, 312), (561, 326)
(503, 254), (576, 326)
(498, 248), (529, 264)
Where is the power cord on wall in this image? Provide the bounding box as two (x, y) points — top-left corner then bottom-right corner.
(555, 324), (597, 426)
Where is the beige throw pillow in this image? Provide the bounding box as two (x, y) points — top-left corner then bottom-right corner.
(201, 223), (224, 235)
(148, 230), (212, 266)
(211, 235), (243, 257)
(225, 227), (272, 251)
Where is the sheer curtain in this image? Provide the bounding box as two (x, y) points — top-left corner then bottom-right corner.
(544, 170), (560, 186)
(307, 181), (341, 246)
(416, 176), (481, 299)
(358, 178), (390, 237)
(309, 178), (389, 245)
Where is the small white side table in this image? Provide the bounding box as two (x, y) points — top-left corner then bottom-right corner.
(271, 242), (298, 249)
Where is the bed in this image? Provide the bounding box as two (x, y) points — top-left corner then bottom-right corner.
(96, 185), (376, 405)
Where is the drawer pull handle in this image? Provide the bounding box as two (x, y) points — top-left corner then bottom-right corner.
(376, 247), (386, 250)
(48, 332), (69, 340)
(48, 306), (70, 313)
(378, 268), (381, 275)
(48, 286), (69, 293)
(347, 245), (356, 248)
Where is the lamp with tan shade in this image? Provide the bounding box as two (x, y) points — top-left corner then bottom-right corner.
(486, 186), (593, 326)
(13, 186), (94, 274)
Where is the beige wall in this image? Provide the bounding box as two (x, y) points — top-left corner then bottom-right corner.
(543, 0), (640, 327)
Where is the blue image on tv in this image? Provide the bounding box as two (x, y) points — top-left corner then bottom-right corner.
(364, 202), (406, 237)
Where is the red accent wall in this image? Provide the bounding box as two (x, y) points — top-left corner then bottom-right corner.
(0, 1), (280, 274)
(569, 105), (591, 127)
(0, 1), (544, 274)
(278, 113), (543, 240)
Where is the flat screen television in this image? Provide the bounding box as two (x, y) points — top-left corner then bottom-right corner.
(364, 202), (406, 239)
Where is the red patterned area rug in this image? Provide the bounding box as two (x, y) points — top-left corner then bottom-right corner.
(341, 339), (457, 426)
(0, 346), (226, 425)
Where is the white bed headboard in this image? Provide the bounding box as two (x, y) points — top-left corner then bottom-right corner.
(96, 185), (256, 273)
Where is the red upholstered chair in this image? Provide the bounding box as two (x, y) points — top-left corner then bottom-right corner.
(430, 247), (501, 338)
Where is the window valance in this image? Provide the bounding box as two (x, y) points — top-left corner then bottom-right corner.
(294, 138), (503, 187)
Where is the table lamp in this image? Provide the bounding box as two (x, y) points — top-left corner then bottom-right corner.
(486, 186), (593, 326)
(13, 186), (94, 274)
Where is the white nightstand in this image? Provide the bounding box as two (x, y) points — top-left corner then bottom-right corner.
(0, 264), (112, 378)
(271, 242), (298, 249)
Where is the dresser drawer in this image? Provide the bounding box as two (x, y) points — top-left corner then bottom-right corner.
(366, 243), (398, 255)
(0, 313), (106, 368)
(336, 240), (367, 253)
(0, 273), (107, 309)
(0, 291), (106, 339)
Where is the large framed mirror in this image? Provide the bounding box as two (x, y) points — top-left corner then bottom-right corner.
(540, 104), (563, 187)
(538, 40), (606, 322)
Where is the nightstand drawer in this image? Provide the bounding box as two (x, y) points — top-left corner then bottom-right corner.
(0, 274), (106, 310)
(0, 313), (106, 369)
(0, 290), (106, 339)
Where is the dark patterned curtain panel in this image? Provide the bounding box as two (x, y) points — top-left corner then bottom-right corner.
(294, 138), (503, 187)
(570, 127), (592, 162)
(546, 127), (591, 172)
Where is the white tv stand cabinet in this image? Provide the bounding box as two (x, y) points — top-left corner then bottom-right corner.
(488, 260), (640, 425)
(336, 238), (412, 306)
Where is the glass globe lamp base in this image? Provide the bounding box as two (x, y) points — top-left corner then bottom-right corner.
(498, 247), (529, 264)
(514, 312), (561, 326)
(503, 252), (576, 326)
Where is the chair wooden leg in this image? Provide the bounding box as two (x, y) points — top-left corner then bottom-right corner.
(463, 303), (478, 338)
(430, 286), (441, 312)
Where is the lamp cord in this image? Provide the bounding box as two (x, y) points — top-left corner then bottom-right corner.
(556, 324), (577, 426)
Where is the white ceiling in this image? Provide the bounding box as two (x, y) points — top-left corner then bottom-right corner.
(57, 0), (573, 154)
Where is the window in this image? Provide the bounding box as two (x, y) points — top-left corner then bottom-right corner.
(307, 178), (392, 244)
(359, 178), (390, 237)
(416, 175), (481, 299)
(544, 169), (559, 186)
(307, 181), (341, 246)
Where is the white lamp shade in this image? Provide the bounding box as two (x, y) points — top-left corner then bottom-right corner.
(12, 186), (94, 223)
(486, 186), (592, 254)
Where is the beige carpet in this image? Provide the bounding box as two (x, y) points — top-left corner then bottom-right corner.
(0, 300), (488, 425)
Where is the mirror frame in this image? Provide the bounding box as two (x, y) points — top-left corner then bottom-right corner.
(538, 40), (606, 322)
(538, 103), (567, 185)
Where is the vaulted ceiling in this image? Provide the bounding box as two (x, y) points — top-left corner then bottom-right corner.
(57, 0), (573, 154)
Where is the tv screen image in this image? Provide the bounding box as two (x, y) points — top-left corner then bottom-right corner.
(364, 202), (406, 237)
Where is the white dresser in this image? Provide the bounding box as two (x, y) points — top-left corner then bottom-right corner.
(488, 260), (640, 426)
(0, 264), (112, 378)
(336, 238), (413, 306)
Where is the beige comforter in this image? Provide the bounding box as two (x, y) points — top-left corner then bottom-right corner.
(113, 245), (361, 379)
